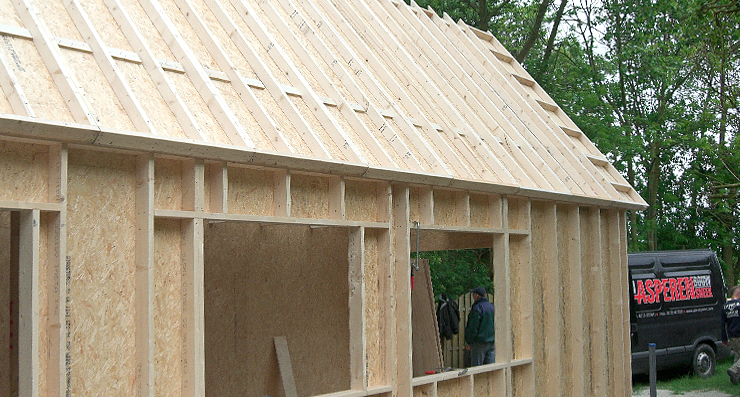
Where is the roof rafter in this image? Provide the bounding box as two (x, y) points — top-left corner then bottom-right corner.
(314, 0), (510, 183)
(210, 0), (333, 159)
(334, 0), (528, 186)
(0, 44), (35, 117)
(13, 0), (97, 125)
(173, 0), (295, 153)
(256, 0), (403, 170)
(64, 0), (157, 135)
(138, 0), (255, 147)
(289, 0), (471, 178)
(449, 16), (623, 199)
(103, 0), (209, 142)
(371, 0), (566, 191)
(385, 1), (581, 194)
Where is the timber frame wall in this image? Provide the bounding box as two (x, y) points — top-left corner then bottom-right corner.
(0, 126), (633, 397)
(0, 0), (646, 395)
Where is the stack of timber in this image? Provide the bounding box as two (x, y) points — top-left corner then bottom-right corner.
(0, 0), (647, 396)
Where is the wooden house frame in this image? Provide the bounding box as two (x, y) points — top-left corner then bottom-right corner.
(0, 0), (647, 396)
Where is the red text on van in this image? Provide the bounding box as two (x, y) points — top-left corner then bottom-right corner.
(632, 275), (713, 305)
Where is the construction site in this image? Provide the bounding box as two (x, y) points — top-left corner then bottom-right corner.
(0, 0), (647, 396)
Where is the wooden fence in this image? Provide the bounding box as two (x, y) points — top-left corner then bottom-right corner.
(438, 293), (493, 369)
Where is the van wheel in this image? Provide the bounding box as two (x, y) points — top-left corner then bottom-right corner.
(692, 344), (716, 378)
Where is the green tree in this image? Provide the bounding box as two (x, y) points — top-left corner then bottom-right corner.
(416, 249), (493, 298)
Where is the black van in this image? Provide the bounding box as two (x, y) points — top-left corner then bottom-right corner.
(629, 249), (731, 377)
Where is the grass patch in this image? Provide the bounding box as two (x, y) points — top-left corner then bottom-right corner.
(633, 357), (740, 395)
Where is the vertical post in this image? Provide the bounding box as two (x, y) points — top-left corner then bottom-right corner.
(274, 170), (290, 217)
(182, 159), (205, 397)
(649, 343), (657, 397)
(19, 209), (40, 397)
(182, 218), (205, 397)
(48, 144), (67, 397)
(494, 199), (511, 366)
(135, 155), (154, 397)
(348, 227), (366, 390)
(560, 205), (585, 396)
(392, 184), (412, 397)
(532, 202), (559, 396)
(208, 161), (227, 214)
(329, 177), (345, 221)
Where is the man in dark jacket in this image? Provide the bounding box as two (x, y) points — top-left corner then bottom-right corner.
(465, 286), (495, 366)
(723, 285), (740, 384)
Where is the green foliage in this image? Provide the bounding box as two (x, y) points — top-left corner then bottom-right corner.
(415, 249), (494, 299)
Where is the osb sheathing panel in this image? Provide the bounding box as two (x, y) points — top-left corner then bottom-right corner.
(364, 228), (387, 387)
(291, 96), (344, 160)
(508, 198), (529, 231)
(154, 158), (184, 211)
(290, 173), (329, 219)
(529, 204), (548, 396)
(437, 377), (463, 397)
(0, 0), (21, 26)
(189, 0), (258, 80)
(37, 0), (83, 40)
(63, 49), (136, 131)
(556, 206), (576, 394)
(253, 88), (313, 156)
(327, 106), (379, 166)
(412, 384), (434, 397)
(116, 60), (187, 140)
(412, 230), (493, 252)
(0, 211), (10, 397)
(579, 207), (596, 390)
(512, 365), (534, 397)
(345, 180), (378, 222)
(204, 222), (350, 397)
(0, 140), (48, 203)
(223, 1), (290, 86)
(474, 370), (506, 396)
(252, 1), (327, 98)
(509, 235), (527, 361)
(168, 72), (230, 145)
(358, 113), (406, 168)
(393, 120), (433, 172)
(118, 0), (176, 62)
(80, 0), (134, 51)
(227, 166), (273, 216)
(408, 186), (420, 223)
(0, 36), (75, 122)
(469, 194), (491, 228)
(432, 190), (458, 227)
(213, 80), (274, 152)
(160, 0), (219, 71)
(154, 219), (183, 397)
(67, 149), (137, 396)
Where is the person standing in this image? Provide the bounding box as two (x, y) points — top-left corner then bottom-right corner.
(465, 286), (495, 366)
(723, 285), (740, 384)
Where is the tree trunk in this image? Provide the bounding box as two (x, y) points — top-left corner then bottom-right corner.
(540, 0), (568, 70)
(515, 0), (553, 63)
(647, 142), (661, 251)
(723, 241), (735, 287)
